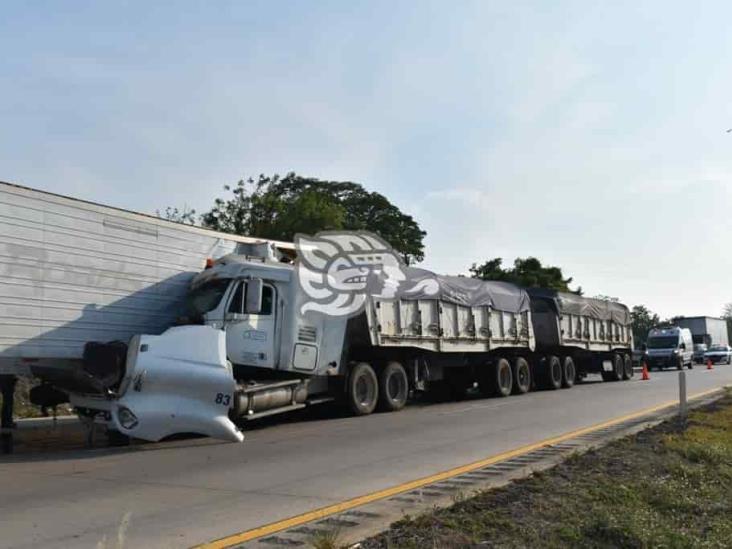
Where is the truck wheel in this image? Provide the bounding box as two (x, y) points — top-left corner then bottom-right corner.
(622, 354), (633, 380)
(540, 356), (562, 390)
(512, 357), (531, 394)
(561, 357), (575, 388)
(480, 358), (512, 397)
(347, 362), (379, 416)
(605, 353), (622, 381)
(676, 356), (683, 370)
(377, 362), (408, 412)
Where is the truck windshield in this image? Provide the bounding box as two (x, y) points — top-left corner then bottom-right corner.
(647, 336), (678, 349)
(187, 279), (230, 316)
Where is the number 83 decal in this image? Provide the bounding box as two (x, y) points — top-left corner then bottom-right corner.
(215, 393), (231, 406)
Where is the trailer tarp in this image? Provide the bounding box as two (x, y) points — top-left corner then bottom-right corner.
(528, 288), (630, 325)
(385, 267), (531, 314)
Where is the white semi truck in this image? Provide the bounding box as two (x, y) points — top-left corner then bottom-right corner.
(0, 182), (635, 445)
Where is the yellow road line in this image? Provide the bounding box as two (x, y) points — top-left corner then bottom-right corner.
(196, 386), (723, 549)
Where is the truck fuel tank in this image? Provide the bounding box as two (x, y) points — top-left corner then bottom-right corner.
(234, 379), (308, 418)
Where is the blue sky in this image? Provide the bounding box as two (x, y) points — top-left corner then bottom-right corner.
(2, 1), (732, 318)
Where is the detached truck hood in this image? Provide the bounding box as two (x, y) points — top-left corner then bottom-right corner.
(71, 326), (243, 443)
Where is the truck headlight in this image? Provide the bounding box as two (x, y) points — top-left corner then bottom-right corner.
(117, 406), (138, 430)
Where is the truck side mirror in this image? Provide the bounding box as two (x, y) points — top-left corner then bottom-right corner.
(245, 278), (263, 314)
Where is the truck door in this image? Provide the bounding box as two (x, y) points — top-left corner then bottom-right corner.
(224, 280), (277, 369)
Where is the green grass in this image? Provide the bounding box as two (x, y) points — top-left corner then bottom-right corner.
(362, 395), (732, 548)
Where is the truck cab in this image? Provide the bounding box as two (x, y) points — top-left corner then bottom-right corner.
(644, 326), (693, 370)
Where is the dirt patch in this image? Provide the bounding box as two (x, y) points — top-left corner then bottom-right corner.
(361, 395), (732, 548)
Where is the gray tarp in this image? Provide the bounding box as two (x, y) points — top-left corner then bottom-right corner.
(388, 267), (531, 314)
(528, 288), (630, 325)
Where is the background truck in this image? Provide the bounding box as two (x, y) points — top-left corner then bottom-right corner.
(1, 182), (635, 444)
(673, 316), (729, 347)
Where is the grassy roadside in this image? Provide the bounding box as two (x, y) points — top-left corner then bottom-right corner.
(360, 393), (732, 548)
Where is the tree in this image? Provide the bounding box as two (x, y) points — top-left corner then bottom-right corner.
(198, 173), (426, 263)
(469, 257), (581, 294)
(722, 303), (732, 344)
(157, 205), (197, 225)
(630, 305), (660, 347)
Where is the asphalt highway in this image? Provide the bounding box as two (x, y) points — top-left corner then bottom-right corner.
(2, 365), (731, 549)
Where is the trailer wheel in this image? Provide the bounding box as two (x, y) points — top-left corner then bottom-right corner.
(610, 353), (625, 381)
(480, 358), (513, 397)
(347, 362), (379, 416)
(622, 354), (633, 379)
(377, 362), (408, 412)
(539, 355), (562, 390)
(512, 357), (531, 394)
(561, 357), (575, 388)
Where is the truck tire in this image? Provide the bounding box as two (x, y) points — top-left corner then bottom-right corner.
(603, 353), (623, 381)
(561, 357), (575, 388)
(377, 362), (408, 412)
(512, 357), (531, 394)
(539, 355), (562, 390)
(480, 358), (512, 397)
(622, 354), (633, 379)
(347, 362), (379, 416)
(676, 355), (683, 370)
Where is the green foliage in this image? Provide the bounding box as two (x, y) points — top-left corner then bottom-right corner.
(198, 173), (426, 264)
(630, 305), (660, 347)
(362, 396), (732, 549)
(469, 256), (580, 293)
(156, 205), (197, 225)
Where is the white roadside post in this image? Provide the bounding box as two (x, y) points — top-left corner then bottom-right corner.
(678, 370), (687, 419)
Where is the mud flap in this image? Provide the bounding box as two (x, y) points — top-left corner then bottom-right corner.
(110, 326), (243, 443)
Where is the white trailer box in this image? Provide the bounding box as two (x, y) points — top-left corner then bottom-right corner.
(673, 316), (729, 347)
(0, 181), (293, 379)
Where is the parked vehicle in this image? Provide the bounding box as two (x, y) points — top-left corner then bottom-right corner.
(703, 344), (732, 365)
(673, 316), (729, 347)
(644, 326), (694, 370)
(1, 182), (636, 444)
(693, 343), (708, 364)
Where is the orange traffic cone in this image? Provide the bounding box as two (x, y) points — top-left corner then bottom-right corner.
(641, 362), (650, 380)
(707, 358), (713, 370)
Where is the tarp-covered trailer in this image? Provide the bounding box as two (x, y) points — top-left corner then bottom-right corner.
(527, 289), (634, 382)
(366, 268), (534, 353)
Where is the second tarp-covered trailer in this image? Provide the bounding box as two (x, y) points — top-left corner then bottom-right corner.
(527, 289), (634, 382)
